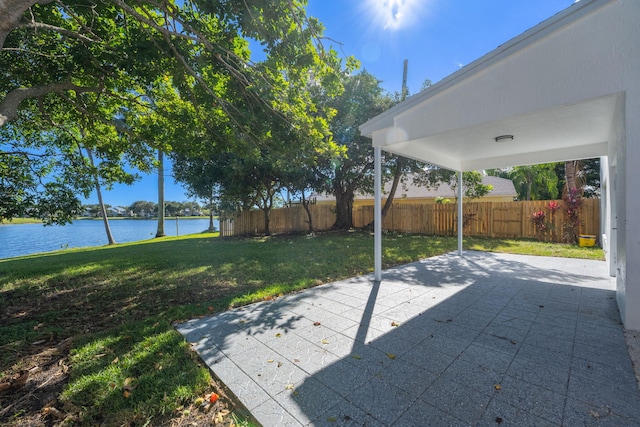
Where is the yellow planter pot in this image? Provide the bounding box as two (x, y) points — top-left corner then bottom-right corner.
(579, 235), (596, 247)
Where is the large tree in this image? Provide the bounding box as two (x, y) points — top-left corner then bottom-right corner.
(1, 0), (344, 223)
(316, 70), (396, 229)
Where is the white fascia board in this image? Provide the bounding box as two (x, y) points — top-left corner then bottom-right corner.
(359, 0), (608, 137)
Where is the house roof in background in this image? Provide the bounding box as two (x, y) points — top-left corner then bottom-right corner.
(312, 175), (517, 202)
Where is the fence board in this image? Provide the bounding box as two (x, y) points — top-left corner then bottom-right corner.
(220, 199), (600, 243)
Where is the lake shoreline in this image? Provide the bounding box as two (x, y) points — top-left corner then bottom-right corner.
(1, 215), (215, 225)
(0, 218), (219, 260)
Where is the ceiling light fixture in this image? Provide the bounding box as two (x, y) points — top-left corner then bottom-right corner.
(494, 135), (514, 142)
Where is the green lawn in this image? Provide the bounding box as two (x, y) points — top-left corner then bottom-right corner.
(0, 232), (603, 425)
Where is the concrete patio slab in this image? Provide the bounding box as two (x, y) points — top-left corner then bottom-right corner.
(176, 251), (640, 426)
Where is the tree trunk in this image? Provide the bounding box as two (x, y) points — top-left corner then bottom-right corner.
(381, 156), (404, 219)
(333, 187), (354, 229)
(262, 207), (271, 236)
(565, 161), (577, 192)
(301, 192), (314, 233)
(208, 207), (215, 232)
(207, 189), (216, 232)
(155, 150), (166, 237)
(85, 147), (116, 245)
(208, 211), (215, 231)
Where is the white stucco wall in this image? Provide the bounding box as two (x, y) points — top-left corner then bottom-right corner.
(621, 92), (640, 329)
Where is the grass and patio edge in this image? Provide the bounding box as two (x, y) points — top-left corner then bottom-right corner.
(0, 232), (603, 425)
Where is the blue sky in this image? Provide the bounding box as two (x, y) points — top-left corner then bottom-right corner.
(87, 0), (577, 207)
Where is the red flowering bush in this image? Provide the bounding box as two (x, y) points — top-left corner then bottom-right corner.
(531, 210), (547, 240)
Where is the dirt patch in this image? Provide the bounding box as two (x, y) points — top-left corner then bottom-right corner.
(624, 329), (640, 388)
(1, 339), (246, 426)
(0, 338), (72, 426)
(1, 330), (246, 427)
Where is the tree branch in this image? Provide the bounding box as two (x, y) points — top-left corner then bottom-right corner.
(1, 47), (65, 59)
(0, 81), (102, 127)
(0, 0), (53, 49)
(0, 150), (48, 158)
(56, 92), (131, 136)
(54, 0), (101, 42)
(17, 21), (96, 44)
(109, 0), (200, 45)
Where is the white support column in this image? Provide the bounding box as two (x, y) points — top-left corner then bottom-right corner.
(458, 171), (463, 256)
(374, 147), (382, 281)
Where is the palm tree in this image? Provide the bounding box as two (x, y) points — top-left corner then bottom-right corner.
(155, 150), (166, 237)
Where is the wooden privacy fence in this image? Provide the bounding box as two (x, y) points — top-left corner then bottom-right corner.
(220, 199), (600, 243)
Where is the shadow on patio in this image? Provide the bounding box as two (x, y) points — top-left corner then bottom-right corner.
(177, 251), (640, 426)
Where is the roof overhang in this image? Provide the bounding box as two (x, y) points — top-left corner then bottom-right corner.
(360, 0), (625, 172)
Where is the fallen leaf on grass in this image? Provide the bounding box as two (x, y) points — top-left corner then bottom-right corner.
(112, 357), (119, 364)
(123, 377), (137, 397)
(213, 409), (230, 424)
(42, 406), (66, 419)
(0, 370), (29, 392)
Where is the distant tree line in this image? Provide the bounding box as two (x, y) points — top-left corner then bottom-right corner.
(82, 201), (205, 218)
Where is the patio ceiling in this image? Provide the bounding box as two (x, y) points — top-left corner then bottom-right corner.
(362, 92), (618, 173)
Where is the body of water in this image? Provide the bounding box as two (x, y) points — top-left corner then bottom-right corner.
(0, 218), (218, 260)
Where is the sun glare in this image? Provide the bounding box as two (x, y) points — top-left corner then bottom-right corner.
(366, 0), (424, 31)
